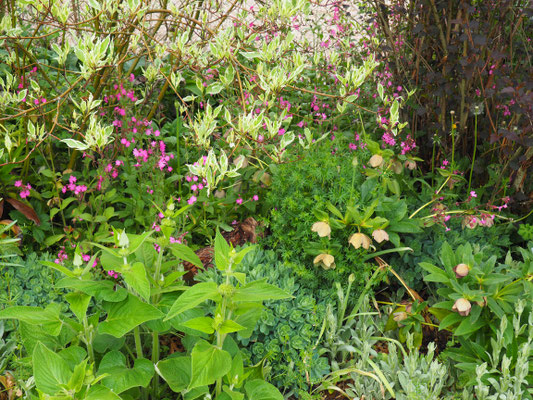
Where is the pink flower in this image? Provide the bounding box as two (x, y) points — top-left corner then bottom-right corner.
(188, 196), (197, 205)
(236, 198), (243, 205)
(253, 195), (259, 201)
(470, 191), (477, 198)
(14, 180), (22, 187)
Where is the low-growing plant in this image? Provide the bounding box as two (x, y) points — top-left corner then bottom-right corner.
(420, 241), (533, 392)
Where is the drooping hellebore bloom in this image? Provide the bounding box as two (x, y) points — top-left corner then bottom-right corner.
(452, 298), (471, 316)
(313, 254), (335, 270)
(453, 263), (470, 279)
(311, 221), (331, 238)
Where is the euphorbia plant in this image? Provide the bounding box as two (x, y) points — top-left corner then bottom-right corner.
(157, 229), (292, 399)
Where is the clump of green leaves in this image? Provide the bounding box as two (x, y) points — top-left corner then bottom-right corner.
(159, 231), (291, 399)
(265, 139), (420, 293)
(197, 248), (330, 396)
(420, 242), (532, 391)
(0, 252), (63, 308)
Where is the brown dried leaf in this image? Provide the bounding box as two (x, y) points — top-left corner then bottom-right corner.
(372, 229), (389, 243)
(5, 198), (41, 225)
(311, 221), (331, 238)
(0, 220), (22, 238)
(348, 233), (371, 249)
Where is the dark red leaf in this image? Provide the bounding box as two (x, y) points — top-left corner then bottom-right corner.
(5, 198), (41, 226)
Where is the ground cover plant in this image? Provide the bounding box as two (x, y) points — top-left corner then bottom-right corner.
(0, 0), (531, 399)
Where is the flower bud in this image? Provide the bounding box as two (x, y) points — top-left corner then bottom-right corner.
(454, 263), (470, 278)
(452, 298), (471, 316)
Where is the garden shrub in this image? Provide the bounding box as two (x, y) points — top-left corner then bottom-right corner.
(390, 219), (515, 289)
(359, 0), (533, 210)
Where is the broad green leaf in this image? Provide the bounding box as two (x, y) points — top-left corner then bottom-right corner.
(439, 312), (463, 330)
(33, 342), (72, 395)
(99, 251), (124, 272)
(0, 304), (62, 336)
(93, 333), (125, 354)
(439, 242), (456, 269)
(232, 303), (263, 338)
(156, 356), (191, 392)
(99, 351), (154, 393)
(419, 262), (449, 283)
(165, 282), (221, 320)
(233, 246), (256, 266)
(227, 351), (243, 387)
(185, 386), (210, 400)
(56, 278), (128, 302)
(214, 230), (231, 271)
(218, 319), (245, 335)
(388, 220), (422, 233)
(454, 318), (486, 336)
(222, 387), (244, 400)
(127, 231), (155, 254)
(232, 279), (292, 302)
(190, 339), (232, 389)
(40, 260), (76, 277)
(65, 292), (91, 321)
(182, 317), (215, 334)
(244, 379), (283, 400)
(86, 385), (122, 400)
(67, 359), (87, 393)
(122, 262), (151, 301)
(58, 346), (87, 370)
(168, 243), (203, 268)
(98, 294), (164, 338)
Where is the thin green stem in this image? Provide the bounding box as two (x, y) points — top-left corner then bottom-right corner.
(134, 326), (143, 359)
(467, 113), (478, 193)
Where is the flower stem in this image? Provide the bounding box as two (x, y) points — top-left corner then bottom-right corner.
(467, 113), (478, 193)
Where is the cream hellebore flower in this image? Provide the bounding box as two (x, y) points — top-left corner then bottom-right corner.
(404, 160), (417, 170)
(314, 254), (335, 270)
(452, 298), (471, 316)
(453, 263), (470, 278)
(349, 233), (371, 250)
(369, 154), (384, 168)
(311, 221), (331, 238)
(372, 229), (389, 243)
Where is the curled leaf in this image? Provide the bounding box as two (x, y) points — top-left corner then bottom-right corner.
(311, 221), (331, 238)
(371, 229), (389, 243)
(313, 254), (335, 270)
(369, 154), (384, 168)
(348, 233), (371, 250)
(6, 198), (40, 225)
(452, 298), (471, 316)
